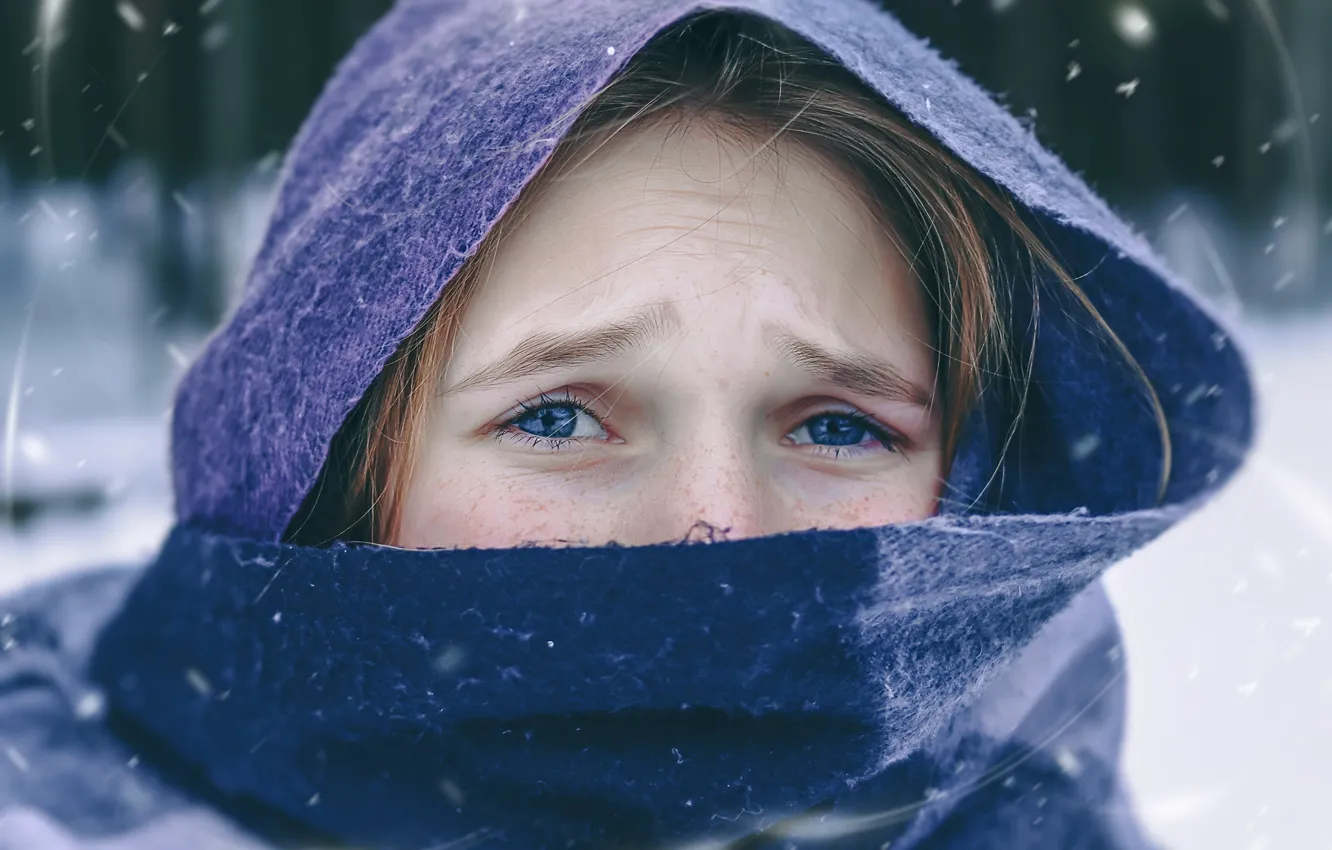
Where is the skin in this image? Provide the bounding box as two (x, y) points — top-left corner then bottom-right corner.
(395, 117), (943, 549)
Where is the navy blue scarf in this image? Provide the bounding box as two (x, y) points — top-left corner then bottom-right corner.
(92, 508), (1175, 848)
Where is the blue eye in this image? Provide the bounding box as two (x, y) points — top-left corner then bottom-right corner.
(806, 413), (869, 446)
(787, 411), (899, 458)
(495, 392), (607, 450)
(512, 404), (581, 439)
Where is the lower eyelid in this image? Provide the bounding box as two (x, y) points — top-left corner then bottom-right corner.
(495, 428), (582, 452)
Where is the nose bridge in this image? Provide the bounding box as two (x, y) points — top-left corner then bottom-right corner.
(653, 413), (769, 541)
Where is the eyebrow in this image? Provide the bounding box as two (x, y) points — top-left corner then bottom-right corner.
(442, 303), (681, 395)
(765, 327), (933, 407)
(442, 304), (932, 408)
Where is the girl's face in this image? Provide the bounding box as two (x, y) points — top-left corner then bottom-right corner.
(396, 119), (943, 549)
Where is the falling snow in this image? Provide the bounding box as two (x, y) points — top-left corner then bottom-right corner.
(1112, 4), (1156, 48)
(1115, 79), (1140, 98)
(438, 777), (465, 806)
(202, 23), (231, 52)
(434, 644), (467, 673)
(1069, 433), (1101, 461)
(1272, 119), (1299, 144)
(1053, 747), (1083, 778)
(1291, 618), (1321, 637)
(171, 191), (194, 217)
(115, 2), (145, 32)
(4, 746), (29, 773)
(1203, 0), (1231, 21)
(165, 343), (189, 368)
(74, 690), (106, 720)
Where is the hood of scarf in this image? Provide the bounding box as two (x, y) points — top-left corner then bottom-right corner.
(90, 0), (1255, 847)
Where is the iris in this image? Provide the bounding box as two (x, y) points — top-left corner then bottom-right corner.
(802, 413), (871, 447)
(512, 404), (582, 440)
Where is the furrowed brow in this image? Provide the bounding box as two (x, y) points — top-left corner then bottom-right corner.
(766, 327), (932, 407)
(442, 302), (680, 394)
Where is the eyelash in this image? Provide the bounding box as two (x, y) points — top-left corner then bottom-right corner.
(491, 389), (903, 459)
(794, 408), (903, 459)
(490, 390), (595, 453)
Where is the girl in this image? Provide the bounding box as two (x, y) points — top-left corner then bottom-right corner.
(0, 0), (1253, 848)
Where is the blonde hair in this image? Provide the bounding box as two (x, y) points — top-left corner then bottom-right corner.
(286, 10), (1169, 546)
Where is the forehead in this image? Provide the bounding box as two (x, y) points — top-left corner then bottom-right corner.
(456, 117), (931, 360)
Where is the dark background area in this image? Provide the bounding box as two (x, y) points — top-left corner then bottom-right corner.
(1, 0), (1329, 322)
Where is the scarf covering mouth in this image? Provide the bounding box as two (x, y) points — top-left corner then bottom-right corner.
(87, 0), (1254, 847)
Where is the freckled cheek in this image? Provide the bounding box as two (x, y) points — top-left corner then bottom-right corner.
(811, 480), (939, 529)
(807, 497), (873, 530)
(421, 467), (612, 548)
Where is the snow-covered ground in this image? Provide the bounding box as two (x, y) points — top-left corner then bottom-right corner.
(1, 179), (1329, 846)
(1106, 316), (1332, 850)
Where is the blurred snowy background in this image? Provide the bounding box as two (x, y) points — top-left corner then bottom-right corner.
(1, 1), (1330, 848)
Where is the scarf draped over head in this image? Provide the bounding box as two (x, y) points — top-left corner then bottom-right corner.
(90, 0), (1254, 847)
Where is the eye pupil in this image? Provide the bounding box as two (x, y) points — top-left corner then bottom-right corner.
(516, 404), (580, 439)
(808, 413), (868, 447)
